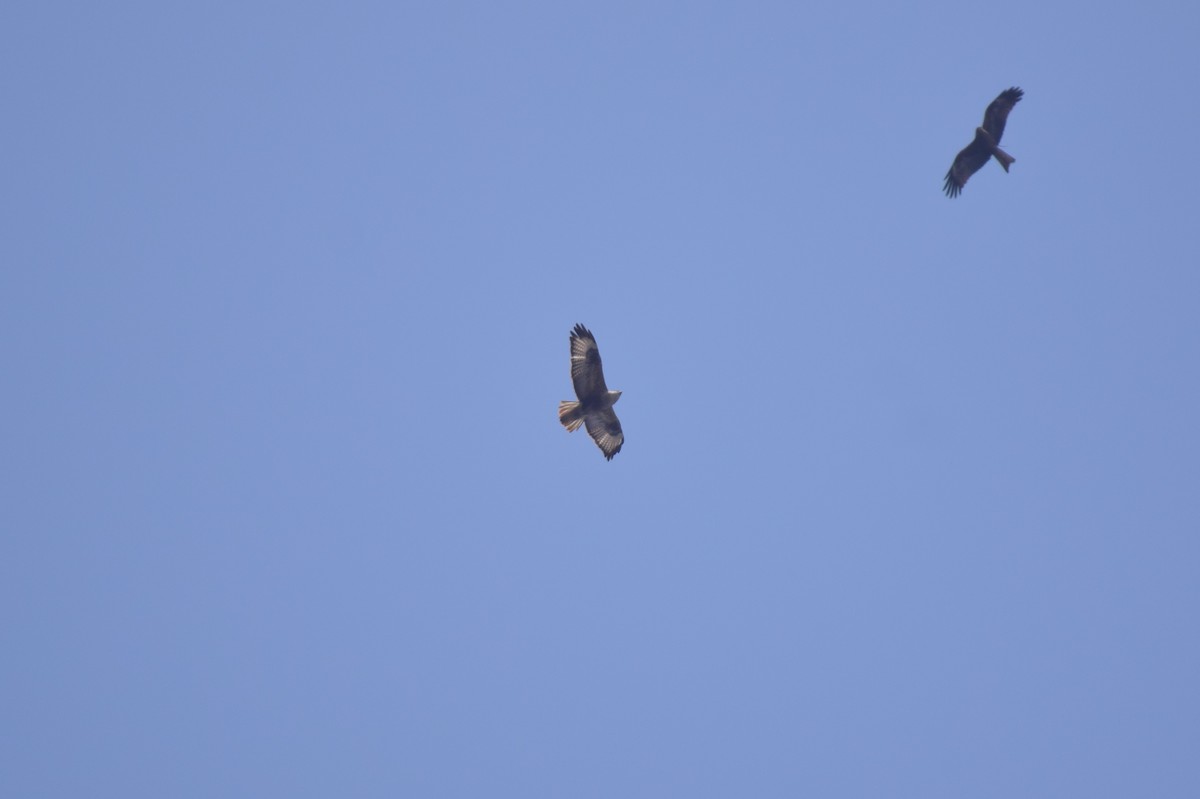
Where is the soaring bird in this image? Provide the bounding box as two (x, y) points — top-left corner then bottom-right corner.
(558, 324), (623, 460)
(944, 87), (1024, 198)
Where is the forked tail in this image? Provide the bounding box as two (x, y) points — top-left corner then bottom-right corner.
(558, 401), (584, 432)
(992, 146), (1015, 173)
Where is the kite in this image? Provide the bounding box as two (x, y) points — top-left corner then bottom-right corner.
(944, 87), (1024, 198)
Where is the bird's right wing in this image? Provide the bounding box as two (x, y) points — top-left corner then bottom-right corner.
(569, 324), (609, 399)
(944, 137), (992, 197)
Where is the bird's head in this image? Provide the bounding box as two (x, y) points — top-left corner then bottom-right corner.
(609, 390), (623, 404)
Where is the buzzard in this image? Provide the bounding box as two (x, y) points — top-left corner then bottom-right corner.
(943, 87), (1024, 198)
(558, 324), (623, 460)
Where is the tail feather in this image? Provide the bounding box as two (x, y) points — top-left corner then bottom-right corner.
(992, 146), (1015, 173)
(558, 401), (584, 432)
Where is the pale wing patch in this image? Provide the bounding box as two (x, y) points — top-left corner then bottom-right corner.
(570, 325), (608, 399)
(584, 409), (624, 461)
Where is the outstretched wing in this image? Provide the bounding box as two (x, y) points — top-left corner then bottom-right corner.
(943, 137), (992, 198)
(569, 323), (608, 401)
(584, 408), (623, 460)
(981, 87), (1023, 144)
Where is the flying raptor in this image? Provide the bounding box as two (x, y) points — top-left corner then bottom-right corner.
(558, 324), (623, 460)
(944, 87), (1024, 198)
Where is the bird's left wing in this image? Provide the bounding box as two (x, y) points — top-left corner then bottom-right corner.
(584, 409), (623, 461)
(982, 87), (1023, 143)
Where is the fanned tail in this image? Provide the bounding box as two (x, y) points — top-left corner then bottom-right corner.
(558, 401), (584, 432)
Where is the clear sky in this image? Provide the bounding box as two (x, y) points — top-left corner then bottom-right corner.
(4, 2), (1199, 797)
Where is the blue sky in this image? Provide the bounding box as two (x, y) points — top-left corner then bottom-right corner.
(4, 2), (1199, 796)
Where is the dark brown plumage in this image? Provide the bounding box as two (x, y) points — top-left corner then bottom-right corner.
(558, 324), (623, 460)
(944, 87), (1024, 198)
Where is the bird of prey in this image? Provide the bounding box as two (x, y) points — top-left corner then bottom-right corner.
(558, 324), (623, 460)
(944, 87), (1024, 198)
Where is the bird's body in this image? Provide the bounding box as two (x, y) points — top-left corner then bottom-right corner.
(558, 324), (624, 460)
(944, 87), (1023, 197)
(558, 390), (622, 431)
